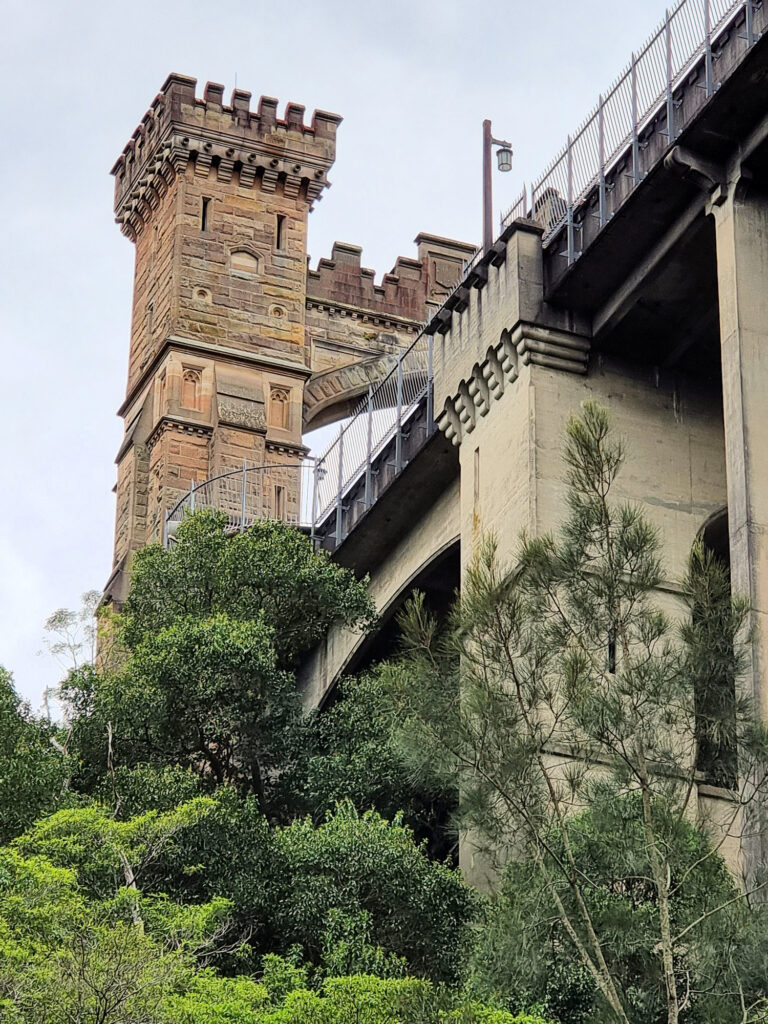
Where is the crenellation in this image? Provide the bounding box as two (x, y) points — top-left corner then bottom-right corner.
(112, 75), (342, 242)
(307, 243), (428, 321)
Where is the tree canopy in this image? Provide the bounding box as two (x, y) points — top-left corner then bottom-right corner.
(5, 408), (768, 1023)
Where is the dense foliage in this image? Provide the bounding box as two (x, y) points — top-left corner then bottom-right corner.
(0, 668), (74, 842)
(62, 512), (376, 817)
(3, 408), (768, 1023)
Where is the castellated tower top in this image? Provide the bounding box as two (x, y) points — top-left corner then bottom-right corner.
(111, 73), (342, 240)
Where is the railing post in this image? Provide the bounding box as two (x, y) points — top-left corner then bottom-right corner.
(426, 334), (434, 435)
(704, 0), (714, 96)
(335, 425), (344, 546)
(598, 95), (607, 228)
(311, 458), (319, 546)
(364, 385), (374, 508)
(566, 135), (575, 266)
(189, 478), (195, 512)
(240, 459), (247, 532)
(395, 352), (404, 471)
(665, 9), (675, 142)
(745, 0), (755, 46)
(631, 52), (640, 188)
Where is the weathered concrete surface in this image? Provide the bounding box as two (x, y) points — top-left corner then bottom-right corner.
(712, 183), (768, 719)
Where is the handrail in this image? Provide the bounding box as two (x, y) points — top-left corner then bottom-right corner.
(500, 0), (752, 260)
(313, 331), (434, 535)
(163, 459), (317, 548)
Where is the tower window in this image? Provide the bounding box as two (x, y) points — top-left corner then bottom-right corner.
(230, 250), (259, 277)
(274, 485), (286, 520)
(276, 214), (286, 250)
(269, 386), (290, 429)
(182, 368), (202, 410)
(201, 197), (210, 232)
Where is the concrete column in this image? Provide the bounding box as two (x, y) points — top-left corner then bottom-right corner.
(711, 182), (768, 722)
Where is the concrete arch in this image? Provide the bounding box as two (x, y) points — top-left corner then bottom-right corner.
(698, 505), (729, 565)
(299, 475), (460, 709)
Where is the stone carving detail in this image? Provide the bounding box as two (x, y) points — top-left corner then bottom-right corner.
(217, 396), (267, 431)
(182, 368), (202, 410)
(437, 324), (590, 447)
(268, 386), (290, 429)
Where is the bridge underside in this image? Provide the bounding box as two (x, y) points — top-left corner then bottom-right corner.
(298, 435), (459, 709)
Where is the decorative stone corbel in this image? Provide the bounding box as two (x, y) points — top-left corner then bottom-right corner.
(482, 345), (506, 398)
(467, 363), (490, 416)
(436, 322), (590, 446)
(456, 381), (477, 433)
(513, 324), (590, 374)
(436, 397), (462, 447)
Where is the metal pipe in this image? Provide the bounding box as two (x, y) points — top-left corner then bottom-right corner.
(631, 52), (640, 187)
(483, 119), (493, 252)
(746, 0), (755, 46)
(426, 334), (434, 435)
(310, 458), (319, 546)
(189, 478), (195, 512)
(566, 135), (575, 266)
(598, 95), (607, 227)
(240, 459), (247, 532)
(704, 0), (714, 96)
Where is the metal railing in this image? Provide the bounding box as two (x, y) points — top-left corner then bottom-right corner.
(501, 0), (755, 260)
(313, 331), (435, 542)
(163, 460), (317, 548)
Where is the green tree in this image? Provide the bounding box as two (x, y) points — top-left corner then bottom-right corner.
(0, 844), (227, 1024)
(16, 795), (476, 986)
(63, 513), (375, 816)
(306, 670), (456, 858)
(163, 967), (554, 1024)
(0, 668), (74, 842)
(388, 403), (768, 1023)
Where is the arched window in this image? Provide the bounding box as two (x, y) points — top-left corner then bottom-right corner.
(182, 368), (202, 410)
(693, 508), (737, 788)
(230, 250), (259, 277)
(269, 386), (290, 429)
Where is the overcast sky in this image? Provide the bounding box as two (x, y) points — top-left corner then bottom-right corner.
(1, 0), (674, 706)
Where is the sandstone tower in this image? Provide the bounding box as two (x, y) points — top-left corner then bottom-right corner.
(105, 74), (475, 602)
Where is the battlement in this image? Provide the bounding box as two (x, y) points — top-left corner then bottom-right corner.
(306, 242), (428, 322)
(112, 74), (342, 239)
(306, 233), (478, 324)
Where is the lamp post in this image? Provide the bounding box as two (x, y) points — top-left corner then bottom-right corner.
(483, 119), (513, 252)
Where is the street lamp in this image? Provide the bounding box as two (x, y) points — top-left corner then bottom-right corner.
(483, 119), (513, 252)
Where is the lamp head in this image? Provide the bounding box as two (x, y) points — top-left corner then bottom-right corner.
(496, 146), (513, 173)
